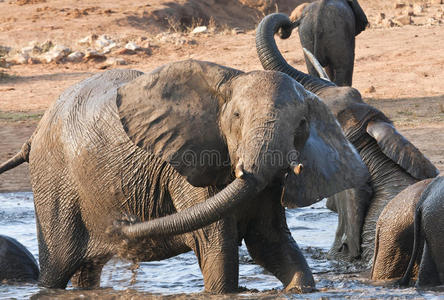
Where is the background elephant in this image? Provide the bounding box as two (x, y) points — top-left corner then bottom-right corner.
(371, 179), (434, 281)
(255, 13), (439, 265)
(0, 235), (39, 283)
(400, 176), (444, 287)
(288, 0), (368, 86)
(0, 60), (367, 293)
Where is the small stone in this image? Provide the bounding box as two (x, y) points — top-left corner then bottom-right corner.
(191, 26), (208, 34)
(413, 4), (424, 14)
(27, 57), (40, 64)
(84, 49), (106, 61)
(66, 51), (85, 62)
(21, 46), (36, 55)
(9, 53), (29, 64)
(78, 34), (97, 46)
(383, 18), (396, 27)
(394, 15), (412, 25)
(102, 42), (117, 54)
(95, 34), (114, 49)
(105, 57), (127, 66)
(40, 40), (53, 53)
(394, 2), (405, 9)
(232, 27), (245, 34)
(404, 7), (414, 16)
(125, 42), (141, 51)
(376, 12), (386, 23)
(115, 48), (136, 55)
(365, 85), (376, 93)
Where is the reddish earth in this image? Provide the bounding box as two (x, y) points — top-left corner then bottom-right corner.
(0, 0), (443, 191)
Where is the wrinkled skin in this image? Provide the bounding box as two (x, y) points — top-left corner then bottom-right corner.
(399, 176), (444, 287)
(289, 0), (368, 86)
(255, 14), (439, 265)
(0, 60), (367, 293)
(371, 179), (433, 280)
(0, 235), (39, 283)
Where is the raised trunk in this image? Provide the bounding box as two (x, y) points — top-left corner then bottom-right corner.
(119, 177), (257, 238)
(255, 13), (335, 94)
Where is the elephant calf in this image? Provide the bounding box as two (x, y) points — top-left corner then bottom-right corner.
(0, 60), (367, 293)
(0, 235), (39, 283)
(371, 179), (434, 280)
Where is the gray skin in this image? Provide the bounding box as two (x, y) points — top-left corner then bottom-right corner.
(0, 235), (39, 283)
(290, 0), (368, 86)
(255, 13), (439, 265)
(399, 176), (444, 287)
(371, 179), (433, 280)
(0, 60), (367, 293)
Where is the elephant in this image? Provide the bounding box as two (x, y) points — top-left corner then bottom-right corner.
(0, 235), (39, 283)
(0, 60), (368, 293)
(255, 13), (439, 265)
(288, 0), (368, 86)
(371, 178), (434, 281)
(399, 176), (444, 287)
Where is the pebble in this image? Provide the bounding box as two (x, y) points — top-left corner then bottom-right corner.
(66, 51), (85, 62)
(191, 26), (208, 34)
(125, 42), (141, 51)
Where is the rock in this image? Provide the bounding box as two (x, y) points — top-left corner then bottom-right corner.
(84, 49), (106, 61)
(191, 26), (208, 34)
(382, 18), (396, 27)
(394, 2), (405, 9)
(95, 34), (114, 50)
(115, 48), (136, 55)
(10, 53), (29, 64)
(232, 27), (245, 34)
(413, 4), (424, 14)
(40, 40), (53, 53)
(66, 51), (85, 62)
(376, 12), (386, 23)
(21, 46), (37, 56)
(404, 7), (414, 16)
(125, 42), (141, 51)
(105, 57), (127, 66)
(365, 85), (376, 93)
(0, 45), (11, 56)
(394, 15), (411, 25)
(27, 57), (40, 64)
(78, 34), (97, 47)
(102, 42), (117, 54)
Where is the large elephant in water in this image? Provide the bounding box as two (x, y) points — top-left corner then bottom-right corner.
(0, 60), (367, 293)
(0, 235), (39, 283)
(255, 13), (439, 264)
(289, 0), (368, 86)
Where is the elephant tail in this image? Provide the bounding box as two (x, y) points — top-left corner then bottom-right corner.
(370, 225), (380, 280)
(399, 206), (422, 286)
(0, 139), (31, 174)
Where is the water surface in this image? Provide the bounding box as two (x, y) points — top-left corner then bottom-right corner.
(0, 192), (441, 299)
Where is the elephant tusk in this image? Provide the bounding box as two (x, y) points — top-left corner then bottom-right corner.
(235, 161), (245, 179)
(290, 162), (303, 175)
(302, 48), (331, 82)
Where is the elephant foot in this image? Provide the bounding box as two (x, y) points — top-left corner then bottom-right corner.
(284, 284), (316, 294)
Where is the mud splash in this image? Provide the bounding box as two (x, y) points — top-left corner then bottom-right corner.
(0, 193), (440, 299)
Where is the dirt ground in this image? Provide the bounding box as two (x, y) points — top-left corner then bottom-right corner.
(0, 0), (443, 192)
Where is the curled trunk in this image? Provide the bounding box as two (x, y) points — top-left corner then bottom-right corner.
(255, 13), (335, 93)
(118, 177), (257, 238)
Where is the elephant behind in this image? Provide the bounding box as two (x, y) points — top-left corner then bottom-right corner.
(399, 176), (444, 287)
(289, 0), (368, 86)
(0, 60), (367, 293)
(255, 13), (439, 265)
(0, 235), (39, 283)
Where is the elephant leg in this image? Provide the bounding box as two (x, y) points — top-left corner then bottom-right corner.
(416, 243), (440, 287)
(70, 258), (109, 288)
(189, 216), (239, 293)
(244, 195), (315, 293)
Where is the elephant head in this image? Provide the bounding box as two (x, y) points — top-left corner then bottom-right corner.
(256, 14), (439, 261)
(111, 60), (368, 239)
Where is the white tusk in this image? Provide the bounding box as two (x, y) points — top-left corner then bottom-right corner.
(290, 162), (303, 175)
(235, 161), (245, 179)
(302, 47), (331, 82)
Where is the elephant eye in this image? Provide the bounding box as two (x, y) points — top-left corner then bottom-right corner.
(294, 118), (309, 149)
(233, 112), (240, 117)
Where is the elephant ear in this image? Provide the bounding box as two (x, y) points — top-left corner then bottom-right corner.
(116, 60), (241, 187)
(282, 93), (370, 208)
(347, 0), (368, 35)
(366, 121), (439, 180)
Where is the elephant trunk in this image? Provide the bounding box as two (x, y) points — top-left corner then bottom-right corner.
(255, 13), (335, 94)
(119, 177), (258, 238)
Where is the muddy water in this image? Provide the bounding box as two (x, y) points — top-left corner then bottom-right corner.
(0, 193), (441, 299)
